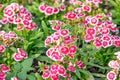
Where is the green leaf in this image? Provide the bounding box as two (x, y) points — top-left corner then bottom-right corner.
(41, 20), (48, 36)
(18, 71), (27, 80)
(37, 56), (53, 63)
(35, 72), (43, 80)
(14, 62), (21, 70)
(75, 69), (81, 79)
(27, 74), (36, 80)
(72, 75), (77, 80)
(92, 73), (106, 78)
(87, 62), (109, 70)
(79, 69), (94, 80)
(22, 58), (33, 68)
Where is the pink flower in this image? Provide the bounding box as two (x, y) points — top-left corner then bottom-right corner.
(39, 4), (47, 13)
(4, 9), (14, 17)
(0, 45), (5, 53)
(45, 7), (54, 15)
(77, 13), (85, 18)
(0, 18), (8, 24)
(60, 30), (69, 37)
(60, 5), (66, 11)
(90, 17), (98, 25)
(44, 65), (49, 71)
(23, 19), (29, 26)
(69, 46), (77, 54)
(102, 35), (111, 41)
(68, 78), (73, 80)
(85, 34), (94, 42)
(0, 4), (3, 9)
(45, 36), (52, 46)
(102, 41), (109, 48)
(100, 28), (109, 35)
(93, 40), (102, 49)
(8, 31), (17, 39)
(1, 65), (10, 73)
(65, 12), (76, 20)
(51, 74), (59, 80)
(51, 64), (59, 71)
(11, 77), (19, 80)
(0, 72), (6, 78)
(52, 25), (61, 31)
(53, 8), (59, 14)
(13, 53), (23, 61)
(67, 64), (76, 72)
(76, 61), (86, 69)
(107, 71), (117, 80)
(86, 28), (96, 35)
(114, 40), (120, 47)
(51, 51), (63, 61)
(60, 46), (69, 55)
(58, 66), (66, 76)
(17, 48), (28, 58)
(46, 48), (54, 57)
(42, 71), (50, 79)
(0, 31), (5, 36)
(82, 5), (91, 12)
(108, 60), (119, 70)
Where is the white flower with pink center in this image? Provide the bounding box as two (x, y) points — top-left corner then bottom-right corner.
(13, 53), (23, 61)
(86, 27), (96, 35)
(108, 60), (119, 70)
(58, 66), (66, 76)
(11, 77), (19, 80)
(60, 30), (69, 37)
(85, 34), (94, 42)
(93, 40), (102, 49)
(90, 17), (98, 25)
(60, 5), (66, 11)
(39, 4), (47, 13)
(42, 71), (50, 79)
(67, 63), (76, 72)
(1, 65), (10, 73)
(114, 40), (120, 47)
(107, 71), (117, 80)
(45, 6), (54, 15)
(17, 48), (28, 59)
(82, 5), (91, 12)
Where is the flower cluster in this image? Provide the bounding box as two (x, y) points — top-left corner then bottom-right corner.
(85, 20), (119, 48)
(69, 0), (102, 7)
(0, 31), (18, 46)
(42, 64), (66, 80)
(13, 48), (28, 61)
(0, 64), (10, 80)
(42, 61), (86, 80)
(63, 0), (119, 49)
(107, 51), (120, 80)
(45, 28), (78, 61)
(44, 20), (86, 80)
(0, 3), (37, 31)
(39, 3), (66, 15)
